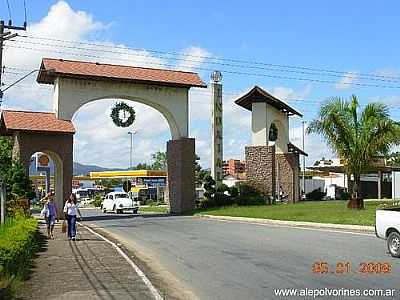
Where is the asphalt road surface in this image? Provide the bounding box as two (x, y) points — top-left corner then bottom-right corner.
(82, 209), (400, 300)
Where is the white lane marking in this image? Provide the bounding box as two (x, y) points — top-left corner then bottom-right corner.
(202, 218), (375, 237)
(78, 222), (164, 300)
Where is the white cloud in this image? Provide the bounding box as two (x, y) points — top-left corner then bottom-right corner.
(334, 72), (359, 90)
(176, 46), (211, 72)
(1, 1), (329, 171)
(1, 1), (209, 168)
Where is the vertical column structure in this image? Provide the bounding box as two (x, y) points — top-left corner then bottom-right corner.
(167, 138), (195, 213)
(377, 170), (382, 200)
(211, 71), (223, 183)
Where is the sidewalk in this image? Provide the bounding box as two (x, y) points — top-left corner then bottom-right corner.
(16, 221), (156, 300)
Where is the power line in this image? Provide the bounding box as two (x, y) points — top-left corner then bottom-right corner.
(5, 0), (12, 21)
(9, 39), (400, 84)
(23, 0), (27, 27)
(5, 44), (400, 89)
(17, 34), (400, 82)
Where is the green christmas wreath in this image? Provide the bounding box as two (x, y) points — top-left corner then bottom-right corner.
(110, 102), (136, 127)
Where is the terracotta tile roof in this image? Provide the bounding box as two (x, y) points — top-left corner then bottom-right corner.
(1, 110), (75, 134)
(234, 86), (303, 117)
(37, 58), (207, 88)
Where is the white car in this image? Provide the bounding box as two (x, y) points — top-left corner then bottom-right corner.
(101, 192), (138, 214)
(376, 207), (400, 257)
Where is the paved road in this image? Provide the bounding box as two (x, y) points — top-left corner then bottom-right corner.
(82, 209), (400, 300)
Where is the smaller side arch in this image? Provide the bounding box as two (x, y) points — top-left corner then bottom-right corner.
(12, 131), (73, 217)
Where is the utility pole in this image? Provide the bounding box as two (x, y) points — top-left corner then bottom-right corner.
(302, 121), (306, 197)
(0, 19), (27, 103)
(0, 177), (5, 225)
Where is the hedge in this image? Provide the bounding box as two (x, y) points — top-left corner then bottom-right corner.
(0, 216), (38, 279)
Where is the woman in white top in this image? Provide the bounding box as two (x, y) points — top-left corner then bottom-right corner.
(63, 193), (82, 240)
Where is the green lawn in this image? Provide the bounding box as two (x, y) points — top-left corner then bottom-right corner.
(196, 200), (394, 226)
(139, 206), (169, 214)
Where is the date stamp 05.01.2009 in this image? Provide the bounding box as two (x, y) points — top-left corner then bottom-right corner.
(312, 261), (392, 275)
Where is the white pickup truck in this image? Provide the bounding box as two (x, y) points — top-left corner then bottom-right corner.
(376, 207), (400, 257)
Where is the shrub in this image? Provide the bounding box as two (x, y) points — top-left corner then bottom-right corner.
(214, 192), (234, 207)
(235, 195), (266, 206)
(203, 175), (216, 200)
(0, 215), (38, 280)
(215, 183), (229, 193)
(229, 186), (239, 198)
(339, 191), (351, 200)
(238, 183), (261, 197)
(306, 188), (326, 201)
(198, 198), (216, 209)
(93, 195), (103, 207)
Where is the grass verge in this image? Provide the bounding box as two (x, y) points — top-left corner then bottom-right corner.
(0, 215), (39, 299)
(139, 206), (169, 214)
(195, 200), (392, 226)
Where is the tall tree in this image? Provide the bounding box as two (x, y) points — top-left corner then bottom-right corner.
(307, 95), (400, 209)
(0, 137), (33, 199)
(151, 151), (167, 170)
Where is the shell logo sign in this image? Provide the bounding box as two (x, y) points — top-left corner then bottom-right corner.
(37, 154), (50, 167)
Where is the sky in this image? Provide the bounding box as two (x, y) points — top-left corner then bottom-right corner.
(1, 0), (400, 169)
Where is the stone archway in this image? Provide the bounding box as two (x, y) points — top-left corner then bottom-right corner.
(36, 58), (206, 214)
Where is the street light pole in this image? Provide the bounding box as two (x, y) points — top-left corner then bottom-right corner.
(302, 121), (306, 196)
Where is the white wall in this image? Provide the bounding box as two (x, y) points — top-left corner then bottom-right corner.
(392, 171), (400, 200)
(54, 77), (189, 140)
(251, 102), (289, 152)
(300, 178), (325, 194)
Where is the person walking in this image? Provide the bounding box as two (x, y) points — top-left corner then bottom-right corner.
(40, 192), (59, 239)
(63, 193), (82, 241)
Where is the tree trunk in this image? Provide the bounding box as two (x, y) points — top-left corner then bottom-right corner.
(347, 176), (364, 209)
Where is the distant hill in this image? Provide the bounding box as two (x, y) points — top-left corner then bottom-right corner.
(30, 160), (122, 176)
(73, 162), (117, 176)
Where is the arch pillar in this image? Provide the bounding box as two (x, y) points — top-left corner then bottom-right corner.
(167, 138), (195, 213)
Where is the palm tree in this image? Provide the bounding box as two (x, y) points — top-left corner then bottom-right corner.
(307, 95), (400, 209)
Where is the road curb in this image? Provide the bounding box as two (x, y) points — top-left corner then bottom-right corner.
(198, 214), (375, 233)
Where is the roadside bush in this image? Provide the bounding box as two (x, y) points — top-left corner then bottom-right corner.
(198, 198), (216, 209)
(339, 191), (351, 200)
(235, 195), (266, 206)
(238, 183), (261, 197)
(215, 183), (229, 193)
(0, 215), (38, 280)
(229, 186), (239, 198)
(306, 188), (326, 201)
(231, 183), (266, 206)
(214, 192), (234, 206)
(93, 195), (103, 207)
(203, 175), (216, 200)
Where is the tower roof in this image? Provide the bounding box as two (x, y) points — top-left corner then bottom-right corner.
(234, 86), (302, 117)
